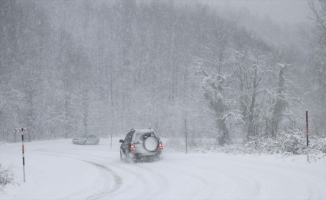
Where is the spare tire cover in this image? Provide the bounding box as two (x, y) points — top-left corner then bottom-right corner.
(144, 137), (158, 151)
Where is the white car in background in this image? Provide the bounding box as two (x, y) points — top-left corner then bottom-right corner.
(72, 134), (100, 145)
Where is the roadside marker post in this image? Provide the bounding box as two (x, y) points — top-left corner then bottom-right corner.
(185, 119), (188, 154)
(14, 128), (27, 182)
(110, 132), (112, 151)
(306, 111), (309, 163)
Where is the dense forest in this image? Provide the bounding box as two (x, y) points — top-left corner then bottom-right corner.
(0, 0), (325, 145)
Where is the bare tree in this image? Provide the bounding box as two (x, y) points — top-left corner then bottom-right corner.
(307, 0), (326, 137)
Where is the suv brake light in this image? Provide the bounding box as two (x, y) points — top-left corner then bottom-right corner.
(130, 144), (135, 153)
(158, 141), (163, 149)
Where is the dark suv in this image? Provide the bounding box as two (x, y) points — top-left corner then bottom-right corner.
(119, 129), (163, 163)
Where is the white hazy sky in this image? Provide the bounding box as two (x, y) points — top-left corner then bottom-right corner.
(193, 0), (309, 25)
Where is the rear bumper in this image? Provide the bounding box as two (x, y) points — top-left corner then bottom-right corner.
(132, 150), (162, 159)
(72, 139), (84, 144)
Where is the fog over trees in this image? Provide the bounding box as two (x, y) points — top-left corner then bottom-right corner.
(0, 0), (323, 144)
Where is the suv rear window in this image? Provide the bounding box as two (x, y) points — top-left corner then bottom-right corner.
(134, 132), (156, 141)
(124, 132), (134, 143)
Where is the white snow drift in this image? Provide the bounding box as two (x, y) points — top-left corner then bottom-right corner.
(0, 138), (326, 200)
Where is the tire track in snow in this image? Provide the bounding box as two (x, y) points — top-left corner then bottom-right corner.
(33, 144), (217, 199)
(83, 161), (122, 200)
(131, 163), (170, 199)
(220, 160), (313, 200)
(31, 141), (326, 200)
(186, 156), (315, 200)
(146, 161), (234, 200)
(33, 149), (123, 200)
(35, 149), (160, 199)
(98, 160), (170, 200)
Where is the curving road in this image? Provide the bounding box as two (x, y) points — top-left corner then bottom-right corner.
(1, 138), (326, 200)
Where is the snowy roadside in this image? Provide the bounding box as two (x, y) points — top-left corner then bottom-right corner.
(0, 138), (326, 200)
(163, 130), (326, 160)
(0, 140), (107, 200)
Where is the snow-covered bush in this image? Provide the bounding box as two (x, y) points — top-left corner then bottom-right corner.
(165, 129), (326, 156)
(0, 164), (14, 193)
(230, 129), (326, 155)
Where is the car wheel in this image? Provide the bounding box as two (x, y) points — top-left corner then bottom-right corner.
(95, 141), (99, 145)
(83, 140), (86, 145)
(126, 153), (136, 163)
(155, 154), (162, 161)
(120, 149), (128, 162)
(126, 152), (130, 163)
(120, 149), (124, 161)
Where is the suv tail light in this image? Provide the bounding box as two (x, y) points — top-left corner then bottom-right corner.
(130, 144), (135, 153)
(158, 141), (163, 149)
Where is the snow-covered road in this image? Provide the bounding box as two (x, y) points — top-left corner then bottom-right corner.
(1, 138), (326, 200)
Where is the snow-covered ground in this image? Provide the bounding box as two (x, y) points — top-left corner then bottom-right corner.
(1, 137), (326, 200)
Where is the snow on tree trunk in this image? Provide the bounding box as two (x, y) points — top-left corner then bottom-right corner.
(270, 64), (287, 137)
